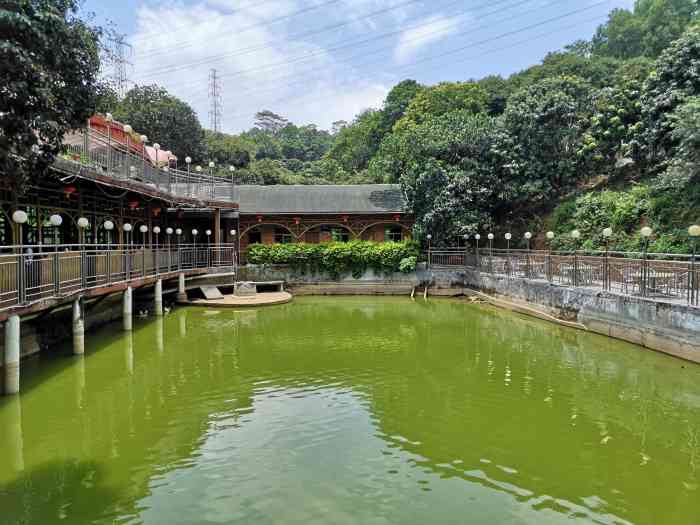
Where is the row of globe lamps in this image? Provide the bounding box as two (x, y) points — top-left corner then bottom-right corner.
(425, 225), (700, 256)
(10, 209), (237, 248)
(105, 113), (236, 179)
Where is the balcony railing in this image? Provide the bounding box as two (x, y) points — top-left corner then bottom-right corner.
(0, 244), (237, 311)
(61, 128), (235, 202)
(427, 248), (700, 306)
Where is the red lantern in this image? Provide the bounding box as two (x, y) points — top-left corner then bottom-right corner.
(128, 200), (139, 210)
(341, 215), (349, 223)
(63, 185), (77, 199)
(256, 215), (263, 223)
(293, 216), (301, 225)
(393, 214), (401, 222)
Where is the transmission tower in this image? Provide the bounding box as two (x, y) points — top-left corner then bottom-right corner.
(208, 68), (223, 133)
(108, 35), (133, 98)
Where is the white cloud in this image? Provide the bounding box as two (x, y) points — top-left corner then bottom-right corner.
(393, 13), (462, 64)
(125, 1), (398, 134)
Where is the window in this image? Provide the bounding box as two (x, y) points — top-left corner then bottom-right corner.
(274, 228), (293, 244)
(248, 230), (262, 244)
(330, 228), (350, 242)
(385, 226), (403, 242)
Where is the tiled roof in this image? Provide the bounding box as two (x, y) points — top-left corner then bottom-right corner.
(234, 184), (407, 214)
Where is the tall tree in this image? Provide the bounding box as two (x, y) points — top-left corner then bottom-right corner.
(254, 110), (288, 134)
(114, 85), (205, 162)
(395, 82), (488, 130)
(1, 0), (103, 190)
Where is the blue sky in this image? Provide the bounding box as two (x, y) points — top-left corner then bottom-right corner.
(85, 0), (635, 133)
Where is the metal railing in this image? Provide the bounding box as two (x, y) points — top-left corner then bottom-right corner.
(61, 128), (235, 202)
(426, 248), (699, 306)
(0, 244), (237, 311)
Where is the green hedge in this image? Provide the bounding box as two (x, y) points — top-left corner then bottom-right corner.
(247, 241), (420, 278)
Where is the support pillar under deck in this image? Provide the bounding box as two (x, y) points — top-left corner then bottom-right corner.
(4, 315), (20, 395)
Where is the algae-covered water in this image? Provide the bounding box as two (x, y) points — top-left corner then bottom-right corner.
(1, 297), (699, 524)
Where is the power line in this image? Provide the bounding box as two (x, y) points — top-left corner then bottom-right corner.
(132, 0), (345, 60)
(152, 0), (529, 93)
(220, 2), (610, 124)
(209, 69), (223, 132)
(131, 0), (430, 78)
(179, 0), (553, 103)
(129, 0), (286, 43)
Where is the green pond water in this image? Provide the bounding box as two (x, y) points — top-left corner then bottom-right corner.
(1, 297), (700, 525)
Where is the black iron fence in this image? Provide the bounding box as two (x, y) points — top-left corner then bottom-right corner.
(426, 248), (699, 306)
(0, 244), (237, 311)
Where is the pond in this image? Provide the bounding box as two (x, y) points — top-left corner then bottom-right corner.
(1, 297), (699, 524)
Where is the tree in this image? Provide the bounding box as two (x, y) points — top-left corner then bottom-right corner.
(1, 0), (103, 189)
(657, 96), (700, 188)
(369, 111), (506, 242)
(641, 25), (700, 162)
(331, 120), (348, 135)
(276, 124), (333, 162)
(204, 130), (256, 168)
(326, 109), (384, 173)
(254, 110), (288, 133)
(395, 82), (488, 130)
(378, 79), (422, 132)
(114, 85), (204, 162)
(500, 76), (593, 207)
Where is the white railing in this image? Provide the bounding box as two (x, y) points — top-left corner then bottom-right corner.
(61, 128), (235, 202)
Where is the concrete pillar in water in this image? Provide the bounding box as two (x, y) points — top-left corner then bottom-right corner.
(4, 315), (20, 395)
(4, 395), (24, 472)
(177, 273), (187, 302)
(178, 310), (187, 338)
(72, 299), (85, 355)
(123, 286), (133, 331)
(154, 279), (163, 317)
(155, 317), (164, 353)
(125, 332), (134, 375)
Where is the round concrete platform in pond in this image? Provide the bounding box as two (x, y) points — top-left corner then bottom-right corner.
(186, 292), (292, 308)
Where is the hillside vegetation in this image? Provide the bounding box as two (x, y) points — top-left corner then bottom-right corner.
(106, 1), (700, 251)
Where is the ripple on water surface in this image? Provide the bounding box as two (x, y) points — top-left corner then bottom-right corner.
(0, 296), (699, 524)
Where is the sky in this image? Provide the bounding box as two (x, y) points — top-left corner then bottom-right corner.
(85, 0), (635, 134)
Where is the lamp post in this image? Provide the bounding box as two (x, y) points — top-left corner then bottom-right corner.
(524, 231), (532, 278)
(77, 217), (89, 288)
(106, 113), (113, 171)
(49, 214), (63, 247)
(153, 226), (161, 274)
(640, 226), (653, 297)
(195, 165), (202, 197)
(474, 234), (481, 269)
(488, 233), (494, 273)
(546, 231), (554, 282)
(205, 229), (212, 268)
(505, 233), (512, 276)
(208, 161), (215, 199)
(689, 225), (700, 305)
(571, 229), (581, 287)
(123, 124), (132, 179)
(462, 234), (469, 271)
(176, 228), (182, 270)
(123, 223), (132, 246)
(153, 143), (161, 189)
(166, 227), (173, 271)
(140, 224), (148, 248)
(103, 220), (114, 247)
(12, 210), (27, 247)
(426, 234), (432, 269)
(192, 229), (199, 267)
(140, 135), (148, 179)
(163, 165), (171, 194)
(185, 156), (192, 196)
(602, 227), (613, 291)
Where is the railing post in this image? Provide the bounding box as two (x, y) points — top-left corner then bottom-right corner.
(16, 253), (25, 306)
(106, 249), (112, 285)
(53, 252), (60, 296)
(142, 247), (146, 279)
(573, 250), (578, 287)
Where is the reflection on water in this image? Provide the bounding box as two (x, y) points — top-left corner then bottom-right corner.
(0, 297), (699, 524)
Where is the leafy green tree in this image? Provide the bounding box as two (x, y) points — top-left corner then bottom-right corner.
(277, 124), (333, 162)
(254, 110), (288, 133)
(657, 96), (700, 189)
(641, 25), (700, 162)
(476, 75), (511, 115)
(395, 82), (488, 130)
(204, 130), (256, 168)
(1, 0), (103, 189)
(500, 76), (593, 207)
(510, 51), (621, 90)
(326, 109), (384, 173)
(378, 79), (422, 132)
(115, 85), (204, 162)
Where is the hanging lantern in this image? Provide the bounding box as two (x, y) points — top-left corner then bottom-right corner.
(341, 215), (349, 223)
(256, 215), (263, 223)
(393, 214), (401, 222)
(128, 200), (140, 210)
(293, 216), (301, 225)
(176, 209), (184, 220)
(63, 185), (77, 199)
(152, 206), (162, 217)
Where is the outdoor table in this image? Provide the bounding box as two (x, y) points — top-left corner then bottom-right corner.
(627, 270), (678, 296)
